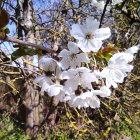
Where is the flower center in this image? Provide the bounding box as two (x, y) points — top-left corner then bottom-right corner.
(75, 85), (86, 96)
(70, 54), (77, 60)
(85, 33), (94, 40)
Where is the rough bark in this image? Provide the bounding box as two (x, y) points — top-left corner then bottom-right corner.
(21, 0), (42, 137)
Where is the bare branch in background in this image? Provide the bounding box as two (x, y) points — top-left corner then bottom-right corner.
(3, 36), (54, 53)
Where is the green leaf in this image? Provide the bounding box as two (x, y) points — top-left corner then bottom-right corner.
(11, 48), (38, 61)
(11, 48), (25, 61)
(104, 53), (112, 61)
(5, 28), (10, 34)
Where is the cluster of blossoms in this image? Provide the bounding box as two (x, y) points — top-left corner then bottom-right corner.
(34, 17), (139, 109)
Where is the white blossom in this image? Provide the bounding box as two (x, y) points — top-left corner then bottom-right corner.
(96, 86), (111, 97)
(125, 45), (139, 55)
(100, 55), (133, 88)
(93, 70), (102, 79)
(91, 0), (105, 10)
(69, 91), (100, 109)
(61, 67), (98, 91)
(58, 88), (73, 102)
(47, 84), (63, 97)
(70, 17), (111, 52)
(112, 0), (122, 5)
(58, 42), (90, 69)
(109, 52), (134, 64)
(34, 74), (66, 98)
(69, 87), (111, 109)
(110, 45), (139, 63)
(34, 74), (53, 93)
(39, 57), (61, 76)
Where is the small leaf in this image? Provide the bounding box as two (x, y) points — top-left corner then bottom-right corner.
(11, 48), (25, 61)
(4, 28), (10, 34)
(104, 53), (112, 61)
(11, 48), (38, 61)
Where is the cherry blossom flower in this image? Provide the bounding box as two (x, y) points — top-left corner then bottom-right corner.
(125, 45), (139, 55)
(70, 17), (111, 52)
(58, 42), (90, 69)
(34, 74), (53, 93)
(69, 87), (111, 109)
(47, 84), (63, 97)
(69, 91), (100, 109)
(34, 74), (65, 98)
(61, 67), (98, 91)
(112, 0), (122, 5)
(97, 86), (111, 97)
(39, 57), (61, 76)
(58, 87), (74, 102)
(110, 45), (139, 63)
(109, 52), (134, 64)
(91, 0), (105, 10)
(100, 56), (133, 88)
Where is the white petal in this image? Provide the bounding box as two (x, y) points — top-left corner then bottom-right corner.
(94, 27), (111, 40)
(58, 90), (72, 102)
(100, 68), (109, 78)
(109, 52), (134, 63)
(59, 58), (70, 70)
(34, 75), (52, 85)
(90, 96), (100, 108)
(106, 78), (118, 88)
(68, 42), (80, 54)
(78, 39), (91, 52)
(70, 24), (85, 40)
(91, 0), (105, 10)
(119, 64), (134, 72)
(89, 39), (103, 52)
(80, 92), (93, 100)
(39, 57), (58, 72)
(65, 78), (79, 91)
(61, 69), (76, 79)
(85, 17), (100, 32)
(93, 70), (101, 79)
(77, 53), (90, 64)
(112, 69), (125, 83)
(125, 45), (139, 54)
(100, 86), (111, 97)
(58, 49), (70, 58)
(47, 85), (62, 96)
(77, 67), (91, 73)
(112, 0), (122, 5)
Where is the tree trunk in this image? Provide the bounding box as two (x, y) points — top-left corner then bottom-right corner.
(21, 0), (42, 137)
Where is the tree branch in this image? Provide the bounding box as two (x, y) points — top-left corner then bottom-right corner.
(3, 36), (53, 53)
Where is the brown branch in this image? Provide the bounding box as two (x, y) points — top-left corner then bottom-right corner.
(3, 36), (53, 53)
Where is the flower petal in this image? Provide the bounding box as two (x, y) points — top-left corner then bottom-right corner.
(68, 42), (80, 54)
(125, 45), (139, 54)
(70, 24), (85, 40)
(94, 27), (111, 40)
(112, 69), (125, 83)
(89, 39), (103, 52)
(58, 49), (70, 58)
(85, 17), (100, 32)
